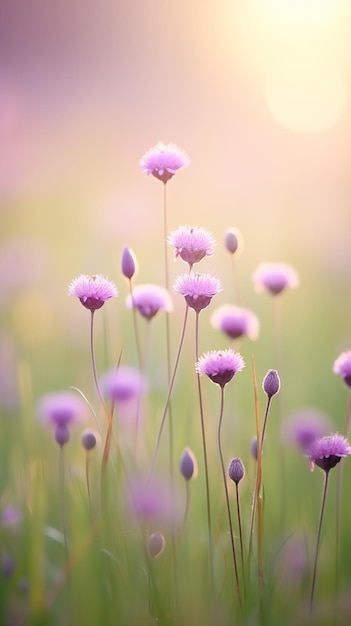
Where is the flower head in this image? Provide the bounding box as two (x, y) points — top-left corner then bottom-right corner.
(282, 408), (331, 452)
(179, 447), (198, 481)
(168, 225), (215, 267)
(224, 228), (244, 256)
(263, 369), (280, 398)
(174, 272), (221, 313)
(211, 304), (259, 341)
(196, 348), (245, 388)
(140, 142), (189, 184)
(37, 391), (86, 430)
(126, 284), (173, 320)
(101, 366), (147, 403)
(333, 350), (351, 388)
(307, 433), (351, 473)
(81, 429), (99, 451)
(121, 246), (138, 280)
(228, 457), (246, 484)
(253, 262), (299, 296)
(68, 274), (118, 311)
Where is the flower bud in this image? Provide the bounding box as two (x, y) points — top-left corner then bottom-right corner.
(81, 430), (97, 451)
(228, 457), (245, 484)
(179, 447), (198, 481)
(263, 369), (280, 398)
(121, 246), (137, 279)
(55, 423), (70, 447)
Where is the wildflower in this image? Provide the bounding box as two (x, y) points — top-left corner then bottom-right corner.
(140, 141), (189, 184)
(179, 447), (198, 481)
(37, 391), (86, 430)
(224, 228), (243, 256)
(81, 429), (98, 451)
(128, 478), (181, 527)
(101, 366), (147, 403)
(174, 272), (221, 313)
(168, 225), (215, 267)
(68, 274), (118, 311)
(252, 262), (299, 296)
(121, 246), (137, 280)
(55, 424), (70, 447)
(333, 350), (351, 388)
(263, 369), (281, 398)
(307, 433), (351, 473)
(282, 408), (331, 452)
(196, 348), (245, 388)
(211, 304), (259, 341)
(126, 284), (173, 320)
(147, 532), (166, 559)
(1, 506), (21, 528)
(228, 457), (245, 485)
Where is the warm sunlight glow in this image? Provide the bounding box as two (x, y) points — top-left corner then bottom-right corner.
(260, 0), (339, 25)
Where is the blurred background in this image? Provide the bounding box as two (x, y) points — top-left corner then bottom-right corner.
(1, 0), (351, 418)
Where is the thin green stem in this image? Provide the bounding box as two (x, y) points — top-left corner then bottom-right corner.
(218, 386), (241, 606)
(59, 446), (69, 561)
(310, 470), (330, 617)
(89, 310), (106, 412)
(235, 483), (245, 581)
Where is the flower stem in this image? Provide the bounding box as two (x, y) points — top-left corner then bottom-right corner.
(218, 386), (241, 606)
(90, 310), (106, 411)
(235, 482), (245, 580)
(310, 470), (330, 616)
(59, 446), (69, 561)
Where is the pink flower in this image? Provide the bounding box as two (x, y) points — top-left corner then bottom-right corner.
(211, 304), (259, 340)
(333, 350), (351, 388)
(126, 284), (173, 320)
(196, 348), (245, 388)
(37, 391), (87, 429)
(253, 262), (299, 296)
(307, 433), (351, 473)
(69, 274), (118, 311)
(282, 408), (332, 452)
(140, 142), (189, 184)
(173, 272), (221, 313)
(101, 366), (147, 403)
(168, 225), (215, 267)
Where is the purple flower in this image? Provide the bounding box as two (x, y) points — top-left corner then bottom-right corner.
(196, 348), (245, 388)
(69, 274), (118, 311)
(121, 246), (137, 280)
(128, 478), (181, 527)
(333, 350), (351, 388)
(55, 424), (70, 447)
(211, 304), (259, 341)
(81, 429), (99, 451)
(126, 284), (173, 320)
(173, 272), (221, 313)
(307, 433), (351, 473)
(282, 408), (332, 452)
(263, 369), (280, 398)
(168, 225), (215, 267)
(1, 506), (21, 528)
(224, 228), (243, 256)
(179, 447), (198, 481)
(252, 262), (299, 296)
(37, 391), (87, 430)
(140, 142), (189, 183)
(101, 366), (147, 403)
(228, 457), (245, 484)
(148, 532), (166, 559)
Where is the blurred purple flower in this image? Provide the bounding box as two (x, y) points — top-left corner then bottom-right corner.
(282, 408), (332, 452)
(224, 228), (244, 256)
(307, 433), (351, 473)
(168, 225), (215, 267)
(211, 304), (259, 341)
(174, 272), (221, 313)
(126, 284), (173, 320)
(253, 262), (299, 296)
(37, 391), (87, 430)
(101, 366), (147, 403)
(69, 274), (118, 311)
(179, 447), (198, 481)
(81, 429), (99, 451)
(128, 478), (181, 527)
(1, 506), (21, 528)
(333, 350), (351, 388)
(196, 348), (245, 388)
(140, 141), (189, 183)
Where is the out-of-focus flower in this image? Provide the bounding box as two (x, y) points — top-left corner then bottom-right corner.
(140, 141), (189, 183)
(128, 478), (181, 527)
(195, 348), (245, 388)
(147, 532), (166, 559)
(168, 225), (215, 267)
(55, 424), (70, 447)
(1, 506), (21, 528)
(81, 429), (99, 451)
(174, 273), (221, 313)
(69, 274), (118, 311)
(263, 369), (281, 398)
(282, 408), (332, 452)
(101, 366), (147, 403)
(224, 228), (244, 256)
(211, 304), (259, 341)
(307, 433), (351, 473)
(179, 447), (198, 481)
(37, 391), (86, 430)
(228, 457), (245, 485)
(126, 284), (173, 320)
(333, 351), (351, 389)
(252, 262), (299, 296)
(121, 246), (138, 280)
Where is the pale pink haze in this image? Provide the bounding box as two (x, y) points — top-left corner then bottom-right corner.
(101, 366), (147, 403)
(68, 274), (118, 311)
(196, 348), (245, 387)
(173, 272), (221, 313)
(211, 304), (259, 341)
(126, 284), (173, 320)
(37, 391), (87, 429)
(252, 262), (299, 296)
(333, 350), (351, 387)
(140, 142), (189, 183)
(168, 225), (215, 266)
